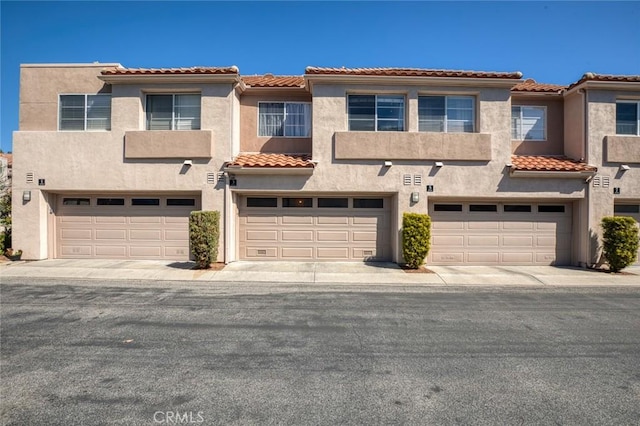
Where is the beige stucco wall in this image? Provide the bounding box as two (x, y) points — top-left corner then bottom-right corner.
(12, 65), (236, 260)
(511, 96), (564, 155)
(240, 91), (312, 153)
(563, 91), (585, 160)
(124, 130), (214, 159)
(584, 89), (640, 265)
(605, 136), (640, 163)
(228, 82), (586, 263)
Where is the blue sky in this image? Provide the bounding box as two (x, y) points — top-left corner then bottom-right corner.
(1, 1), (639, 152)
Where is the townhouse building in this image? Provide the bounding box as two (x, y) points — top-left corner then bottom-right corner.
(11, 63), (640, 266)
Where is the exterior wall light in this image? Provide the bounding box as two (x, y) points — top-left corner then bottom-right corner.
(183, 159), (193, 166)
(384, 161), (393, 167)
(411, 192), (419, 203)
(23, 190), (31, 202)
(434, 161), (444, 167)
(619, 164), (630, 171)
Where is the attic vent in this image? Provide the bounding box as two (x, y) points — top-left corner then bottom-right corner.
(414, 174), (422, 186)
(403, 174), (412, 186)
(206, 173), (216, 184)
(26, 172), (34, 183)
(592, 176), (601, 187)
(602, 176), (610, 188)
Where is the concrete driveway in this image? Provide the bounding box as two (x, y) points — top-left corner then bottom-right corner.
(1, 258), (639, 286)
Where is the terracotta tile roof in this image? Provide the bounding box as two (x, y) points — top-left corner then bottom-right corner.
(227, 153), (314, 168)
(511, 155), (597, 172)
(512, 79), (565, 93)
(567, 72), (640, 90)
(101, 66), (238, 75)
(0, 153), (12, 167)
(305, 66), (522, 79)
(242, 75), (305, 88)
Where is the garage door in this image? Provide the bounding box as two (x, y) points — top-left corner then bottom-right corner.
(428, 201), (572, 265)
(56, 194), (200, 260)
(239, 196), (391, 261)
(614, 203), (640, 265)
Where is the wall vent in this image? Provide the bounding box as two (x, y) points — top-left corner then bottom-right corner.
(206, 173), (216, 184)
(217, 172), (225, 182)
(403, 174), (412, 185)
(257, 249), (267, 256)
(414, 174), (422, 186)
(602, 176), (610, 188)
(592, 176), (601, 187)
(26, 172), (34, 183)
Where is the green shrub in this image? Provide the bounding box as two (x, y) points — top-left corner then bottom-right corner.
(189, 211), (220, 269)
(601, 216), (639, 272)
(0, 231), (5, 252)
(402, 212), (432, 269)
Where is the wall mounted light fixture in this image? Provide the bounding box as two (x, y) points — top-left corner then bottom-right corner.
(620, 164), (630, 171)
(183, 159), (193, 166)
(411, 192), (419, 203)
(22, 190), (31, 202)
(384, 161), (393, 167)
(434, 161), (444, 167)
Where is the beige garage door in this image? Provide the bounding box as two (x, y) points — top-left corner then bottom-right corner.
(614, 202), (640, 265)
(56, 194), (200, 260)
(428, 201), (572, 265)
(239, 196), (391, 261)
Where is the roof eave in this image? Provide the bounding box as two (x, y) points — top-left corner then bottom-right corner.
(304, 74), (523, 90)
(565, 80), (640, 96)
(223, 166), (315, 175)
(510, 170), (597, 178)
(511, 90), (563, 97)
(99, 73), (241, 84)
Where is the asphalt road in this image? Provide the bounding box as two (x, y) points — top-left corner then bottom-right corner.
(1, 278), (639, 426)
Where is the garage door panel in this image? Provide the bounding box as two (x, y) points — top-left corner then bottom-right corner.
(282, 247), (314, 259)
(352, 216), (379, 225)
(282, 216), (313, 225)
(353, 248), (378, 258)
(353, 231), (377, 242)
(430, 202), (572, 266)
(283, 230), (314, 241)
(245, 215), (278, 224)
(56, 194), (198, 260)
(246, 230), (278, 241)
(95, 229), (127, 240)
(317, 231), (348, 242)
(245, 247), (278, 258)
(317, 247), (350, 259)
(317, 216), (349, 225)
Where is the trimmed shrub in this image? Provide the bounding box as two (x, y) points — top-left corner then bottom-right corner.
(601, 216), (639, 272)
(189, 211), (220, 269)
(402, 212), (432, 269)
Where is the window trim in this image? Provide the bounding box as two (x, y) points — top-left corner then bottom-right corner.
(616, 100), (640, 136)
(58, 93), (111, 132)
(257, 101), (312, 138)
(511, 105), (547, 141)
(348, 94), (406, 132)
(418, 95), (476, 133)
(145, 93), (201, 131)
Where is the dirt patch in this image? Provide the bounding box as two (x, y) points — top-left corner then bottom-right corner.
(588, 267), (636, 276)
(204, 262), (226, 271)
(400, 264), (435, 273)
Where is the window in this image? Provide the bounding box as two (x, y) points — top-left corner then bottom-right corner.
(167, 199), (196, 206)
(470, 204), (498, 212)
(283, 198), (312, 208)
(62, 198), (90, 206)
(419, 96), (474, 133)
(246, 197), (277, 208)
(132, 198), (160, 206)
(614, 204), (640, 214)
(433, 204), (463, 212)
(97, 198), (125, 206)
(59, 94), (111, 131)
(353, 198), (384, 209)
(504, 205), (532, 213)
(318, 198), (348, 208)
(512, 106), (546, 140)
(146, 94), (201, 130)
(348, 95), (405, 131)
(258, 102), (311, 137)
(538, 205), (565, 213)
(616, 101), (640, 135)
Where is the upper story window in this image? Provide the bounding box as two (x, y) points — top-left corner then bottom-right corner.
(348, 95), (405, 131)
(418, 96), (475, 133)
(258, 102), (311, 137)
(146, 94), (201, 130)
(616, 101), (640, 135)
(59, 94), (111, 131)
(511, 106), (546, 140)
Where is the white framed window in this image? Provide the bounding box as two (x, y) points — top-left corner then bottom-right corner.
(348, 95), (405, 131)
(59, 94), (111, 131)
(616, 101), (640, 135)
(146, 94), (201, 130)
(418, 96), (475, 133)
(258, 102), (311, 137)
(511, 105), (546, 140)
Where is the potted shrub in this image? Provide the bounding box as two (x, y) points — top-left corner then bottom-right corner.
(4, 248), (22, 261)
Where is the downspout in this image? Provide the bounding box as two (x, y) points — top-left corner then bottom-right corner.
(581, 88), (594, 269)
(223, 84), (234, 265)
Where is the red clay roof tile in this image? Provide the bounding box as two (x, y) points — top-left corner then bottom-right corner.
(305, 66), (522, 79)
(227, 153), (314, 168)
(101, 66), (238, 75)
(511, 155), (597, 172)
(512, 79), (565, 93)
(242, 75), (305, 88)
(567, 72), (640, 90)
